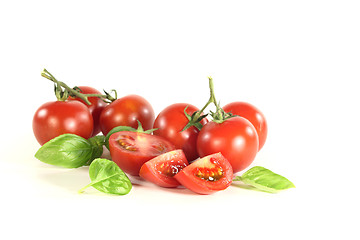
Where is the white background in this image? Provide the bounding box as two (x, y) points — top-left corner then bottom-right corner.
(0, 0), (359, 239)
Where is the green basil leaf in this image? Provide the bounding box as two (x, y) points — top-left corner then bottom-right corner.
(35, 134), (93, 168)
(86, 135), (105, 165)
(79, 158), (132, 195)
(234, 166), (295, 193)
(104, 126), (137, 150)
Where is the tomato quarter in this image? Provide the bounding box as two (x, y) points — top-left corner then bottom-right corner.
(174, 152), (233, 194)
(139, 149), (188, 188)
(109, 131), (176, 176)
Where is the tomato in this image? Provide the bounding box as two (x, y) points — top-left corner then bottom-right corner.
(223, 102), (267, 151)
(68, 86), (107, 137)
(197, 117), (258, 173)
(139, 149), (188, 188)
(153, 103), (208, 162)
(100, 95), (155, 136)
(109, 131), (176, 176)
(33, 100), (94, 145)
(174, 152), (233, 194)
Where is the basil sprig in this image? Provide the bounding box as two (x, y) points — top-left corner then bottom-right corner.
(233, 166), (295, 193)
(78, 158), (132, 195)
(35, 134), (105, 168)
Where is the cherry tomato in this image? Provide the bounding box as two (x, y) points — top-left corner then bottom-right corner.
(223, 102), (267, 151)
(174, 152), (233, 194)
(100, 95), (155, 136)
(33, 101), (94, 145)
(69, 86), (107, 137)
(109, 131), (176, 176)
(197, 117), (259, 173)
(153, 103), (208, 162)
(139, 149), (188, 188)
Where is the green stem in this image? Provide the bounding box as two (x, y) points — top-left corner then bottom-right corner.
(193, 76), (220, 119)
(41, 69), (116, 104)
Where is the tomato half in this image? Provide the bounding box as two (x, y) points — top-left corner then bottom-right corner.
(100, 94), (155, 136)
(33, 100), (94, 145)
(174, 152), (233, 194)
(153, 103), (208, 162)
(223, 102), (267, 151)
(109, 131), (176, 176)
(69, 86), (107, 137)
(139, 149), (188, 188)
(197, 117), (259, 173)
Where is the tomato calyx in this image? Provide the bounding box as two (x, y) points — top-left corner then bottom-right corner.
(41, 68), (117, 104)
(181, 106), (208, 132)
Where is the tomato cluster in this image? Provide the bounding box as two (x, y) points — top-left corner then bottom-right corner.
(33, 70), (267, 194)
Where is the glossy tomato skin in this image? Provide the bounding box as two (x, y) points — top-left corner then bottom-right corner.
(153, 103), (208, 162)
(69, 86), (107, 137)
(223, 102), (267, 151)
(109, 131), (176, 176)
(197, 117), (259, 173)
(100, 95), (155, 136)
(139, 149), (188, 188)
(174, 153), (233, 195)
(33, 100), (94, 145)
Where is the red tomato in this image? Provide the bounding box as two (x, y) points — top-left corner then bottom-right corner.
(33, 100), (94, 145)
(69, 86), (107, 137)
(197, 117), (259, 173)
(223, 102), (267, 151)
(139, 149), (188, 188)
(109, 131), (176, 176)
(174, 152), (233, 194)
(100, 95), (155, 136)
(153, 103), (208, 162)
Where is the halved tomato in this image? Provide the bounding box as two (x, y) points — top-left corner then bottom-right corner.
(139, 150), (189, 188)
(109, 131), (176, 176)
(174, 152), (233, 194)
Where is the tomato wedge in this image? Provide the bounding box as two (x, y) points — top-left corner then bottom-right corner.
(109, 131), (176, 176)
(174, 153), (233, 194)
(139, 150), (189, 188)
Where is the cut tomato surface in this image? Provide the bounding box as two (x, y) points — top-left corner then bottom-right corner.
(174, 152), (233, 194)
(109, 131), (176, 176)
(139, 149), (189, 188)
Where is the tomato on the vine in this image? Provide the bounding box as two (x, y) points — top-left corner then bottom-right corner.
(69, 86), (107, 137)
(197, 117), (259, 173)
(100, 95), (155, 136)
(139, 149), (188, 188)
(33, 100), (94, 145)
(174, 152), (233, 194)
(223, 102), (267, 151)
(109, 131), (176, 176)
(153, 103), (208, 162)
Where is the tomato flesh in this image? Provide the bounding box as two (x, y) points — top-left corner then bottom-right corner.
(174, 153), (233, 194)
(139, 150), (188, 188)
(109, 131), (176, 176)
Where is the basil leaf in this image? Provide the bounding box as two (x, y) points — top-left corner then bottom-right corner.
(104, 126), (137, 150)
(234, 166), (295, 193)
(86, 135), (105, 165)
(79, 158), (132, 195)
(35, 134), (93, 168)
